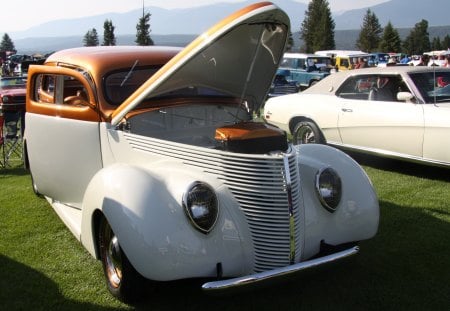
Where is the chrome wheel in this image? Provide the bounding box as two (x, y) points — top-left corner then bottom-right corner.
(103, 226), (123, 288)
(293, 121), (323, 145)
(98, 216), (147, 303)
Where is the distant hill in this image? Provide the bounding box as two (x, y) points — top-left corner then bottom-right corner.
(15, 26), (450, 55)
(334, 0), (450, 30)
(10, 0), (450, 54)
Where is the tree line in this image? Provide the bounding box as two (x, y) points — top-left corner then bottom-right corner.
(299, 0), (450, 55)
(0, 7), (154, 53)
(2, 1), (450, 55)
(83, 8), (153, 47)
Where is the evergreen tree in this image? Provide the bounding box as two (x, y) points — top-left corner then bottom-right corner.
(442, 35), (450, 50)
(431, 37), (442, 51)
(0, 33), (16, 52)
(286, 31), (294, 52)
(378, 21), (401, 53)
(403, 19), (430, 55)
(300, 0), (335, 53)
(356, 9), (382, 52)
(135, 10), (154, 46)
(83, 28), (99, 47)
(103, 19), (116, 46)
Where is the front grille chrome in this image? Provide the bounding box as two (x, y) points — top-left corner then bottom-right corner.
(124, 134), (303, 272)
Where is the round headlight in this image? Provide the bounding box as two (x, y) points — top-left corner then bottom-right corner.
(315, 167), (342, 213)
(183, 182), (218, 234)
(2, 95), (10, 103)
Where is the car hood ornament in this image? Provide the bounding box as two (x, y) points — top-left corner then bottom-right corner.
(112, 2), (290, 125)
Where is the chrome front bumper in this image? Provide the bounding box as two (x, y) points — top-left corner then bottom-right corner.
(202, 246), (359, 291)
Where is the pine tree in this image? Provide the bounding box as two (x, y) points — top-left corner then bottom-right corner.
(403, 19), (430, 55)
(356, 9), (382, 52)
(378, 22), (401, 53)
(286, 31), (294, 52)
(442, 35), (450, 50)
(431, 37), (442, 51)
(300, 0), (335, 53)
(135, 9), (154, 46)
(83, 28), (99, 47)
(103, 19), (116, 46)
(0, 33), (16, 52)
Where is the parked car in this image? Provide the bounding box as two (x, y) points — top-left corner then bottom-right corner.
(277, 53), (332, 89)
(0, 76), (26, 113)
(24, 2), (379, 303)
(264, 66), (450, 167)
(0, 76), (26, 139)
(315, 50), (370, 71)
(267, 69), (300, 97)
(368, 52), (389, 67)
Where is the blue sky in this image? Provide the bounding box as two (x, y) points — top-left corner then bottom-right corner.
(1, 0), (388, 33)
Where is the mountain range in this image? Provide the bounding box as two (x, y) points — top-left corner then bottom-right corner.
(11, 0), (450, 54)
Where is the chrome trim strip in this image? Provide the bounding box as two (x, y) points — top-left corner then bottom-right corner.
(202, 246), (359, 291)
(328, 142), (450, 167)
(283, 155), (295, 264)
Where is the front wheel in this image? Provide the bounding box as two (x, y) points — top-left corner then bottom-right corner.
(292, 121), (324, 145)
(98, 216), (146, 304)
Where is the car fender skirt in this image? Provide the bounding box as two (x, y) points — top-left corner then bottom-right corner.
(202, 246), (359, 291)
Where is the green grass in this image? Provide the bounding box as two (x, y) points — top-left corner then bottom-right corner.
(1, 155), (449, 310)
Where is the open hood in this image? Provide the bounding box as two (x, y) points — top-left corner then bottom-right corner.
(112, 2), (290, 125)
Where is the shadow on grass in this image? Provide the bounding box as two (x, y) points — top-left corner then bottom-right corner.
(131, 200), (449, 310)
(0, 166), (28, 177)
(0, 255), (128, 311)
(346, 151), (450, 182)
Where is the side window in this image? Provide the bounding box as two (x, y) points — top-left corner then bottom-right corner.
(37, 74), (55, 103)
(297, 58), (305, 69)
(337, 74), (409, 101)
(35, 74), (88, 106)
(336, 75), (375, 100)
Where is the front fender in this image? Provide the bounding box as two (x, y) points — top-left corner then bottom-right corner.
(81, 162), (253, 281)
(296, 144), (379, 259)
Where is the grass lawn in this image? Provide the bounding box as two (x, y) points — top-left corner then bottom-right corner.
(0, 155), (449, 310)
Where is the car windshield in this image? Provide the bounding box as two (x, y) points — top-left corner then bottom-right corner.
(0, 77), (26, 89)
(409, 71), (450, 103)
(104, 66), (161, 106)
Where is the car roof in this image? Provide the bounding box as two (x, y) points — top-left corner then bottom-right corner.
(303, 66), (450, 94)
(283, 53), (330, 58)
(45, 46), (182, 81)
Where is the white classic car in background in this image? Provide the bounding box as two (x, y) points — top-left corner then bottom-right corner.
(264, 66), (450, 167)
(24, 2), (379, 304)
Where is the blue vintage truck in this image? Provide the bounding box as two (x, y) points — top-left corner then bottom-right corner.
(277, 53), (332, 90)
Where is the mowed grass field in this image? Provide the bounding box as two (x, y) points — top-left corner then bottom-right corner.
(1, 154), (449, 310)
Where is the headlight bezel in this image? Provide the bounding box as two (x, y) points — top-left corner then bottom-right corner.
(315, 167), (342, 213)
(182, 181), (219, 234)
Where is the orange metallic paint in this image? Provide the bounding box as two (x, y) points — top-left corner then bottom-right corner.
(27, 65), (101, 122)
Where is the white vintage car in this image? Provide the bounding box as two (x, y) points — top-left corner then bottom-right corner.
(24, 2), (379, 303)
(264, 66), (450, 167)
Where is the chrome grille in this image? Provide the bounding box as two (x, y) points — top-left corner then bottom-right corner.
(124, 134), (303, 272)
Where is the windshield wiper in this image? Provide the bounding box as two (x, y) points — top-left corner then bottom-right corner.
(120, 60), (139, 87)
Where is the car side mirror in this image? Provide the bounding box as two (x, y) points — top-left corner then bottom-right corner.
(397, 91), (414, 102)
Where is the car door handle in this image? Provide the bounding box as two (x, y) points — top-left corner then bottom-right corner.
(341, 108), (353, 112)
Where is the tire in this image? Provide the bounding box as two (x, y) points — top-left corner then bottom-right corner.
(98, 216), (146, 304)
(292, 121), (324, 145)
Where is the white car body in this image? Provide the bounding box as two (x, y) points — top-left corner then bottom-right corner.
(24, 2), (379, 302)
(264, 66), (450, 167)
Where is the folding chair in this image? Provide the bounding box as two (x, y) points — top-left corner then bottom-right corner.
(1, 111), (24, 167)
